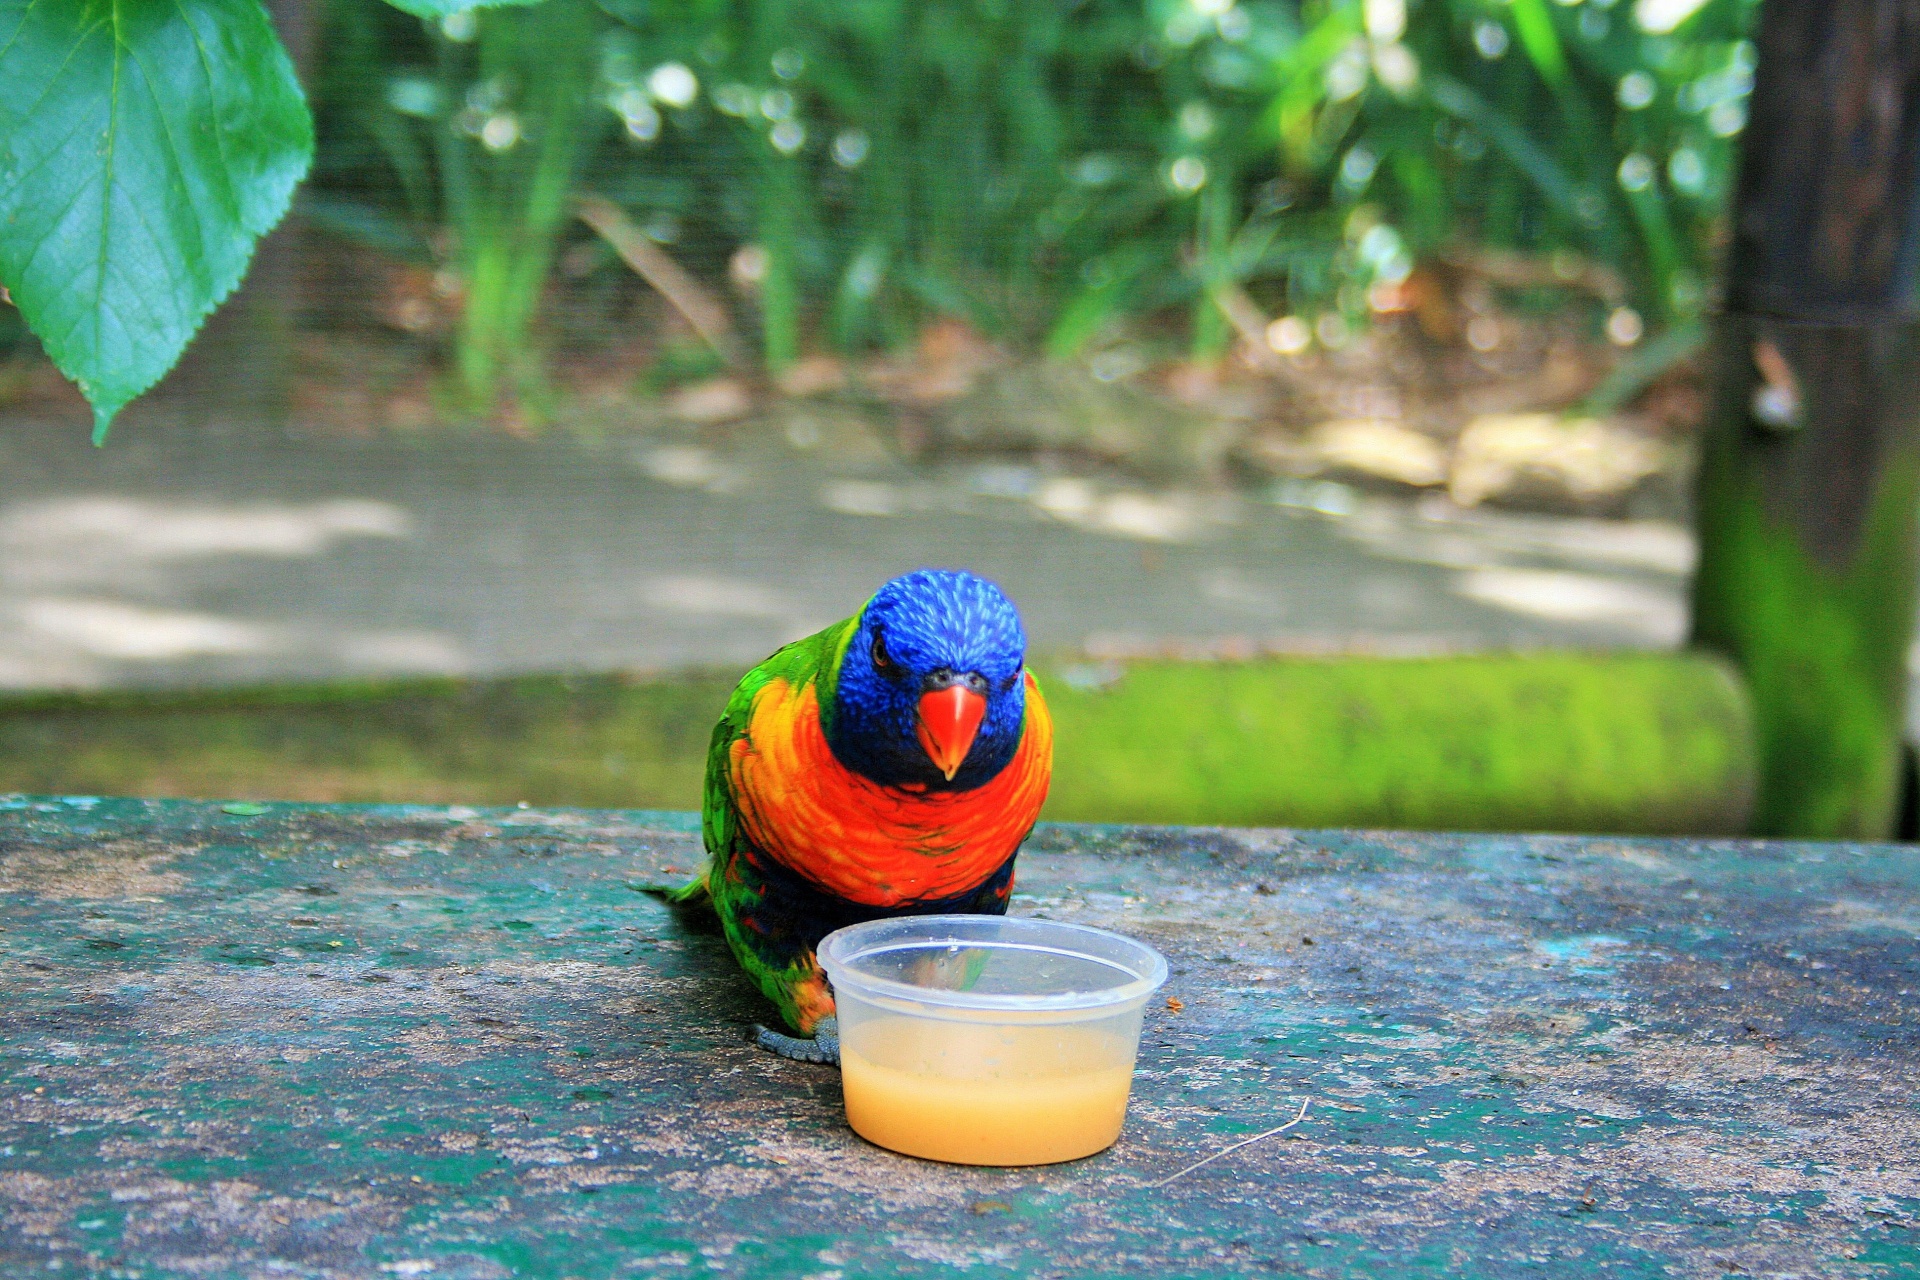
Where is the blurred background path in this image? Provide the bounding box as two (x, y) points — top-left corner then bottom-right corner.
(0, 401), (1692, 690)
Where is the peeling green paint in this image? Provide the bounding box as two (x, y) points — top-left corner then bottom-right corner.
(0, 801), (1914, 1277)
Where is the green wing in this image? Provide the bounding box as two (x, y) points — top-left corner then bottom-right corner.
(682, 615), (859, 903)
(684, 614), (861, 1032)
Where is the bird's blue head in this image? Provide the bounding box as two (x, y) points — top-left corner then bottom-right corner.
(828, 569), (1029, 791)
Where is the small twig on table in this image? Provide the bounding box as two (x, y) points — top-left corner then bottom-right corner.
(1147, 1097), (1311, 1190)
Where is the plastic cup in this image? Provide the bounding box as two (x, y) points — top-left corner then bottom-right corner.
(817, 915), (1169, 1166)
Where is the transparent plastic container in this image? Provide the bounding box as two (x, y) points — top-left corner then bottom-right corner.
(817, 915), (1169, 1166)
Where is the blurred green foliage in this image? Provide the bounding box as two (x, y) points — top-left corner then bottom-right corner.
(310, 0), (1759, 403)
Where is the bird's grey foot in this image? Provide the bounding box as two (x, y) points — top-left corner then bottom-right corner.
(752, 1016), (839, 1066)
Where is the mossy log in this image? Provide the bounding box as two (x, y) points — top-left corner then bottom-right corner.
(1039, 653), (1755, 834)
(0, 655), (1755, 835)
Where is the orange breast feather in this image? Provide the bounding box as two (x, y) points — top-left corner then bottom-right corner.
(729, 672), (1053, 907)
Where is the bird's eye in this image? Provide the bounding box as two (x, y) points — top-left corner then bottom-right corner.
(871, 631), (896, 674)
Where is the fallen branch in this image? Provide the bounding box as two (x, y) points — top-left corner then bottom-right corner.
(1206, 282), (1325, 410)
(1207, 281), (1289, 376)
(1573, 321), (1705, 417)
(1147, 1096), (1312, 1190)
(575, 194), (742, 366)
(1441, 246), (1627, 308)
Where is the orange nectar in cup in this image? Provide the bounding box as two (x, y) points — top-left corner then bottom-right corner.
(817, 916), (1168, 1166)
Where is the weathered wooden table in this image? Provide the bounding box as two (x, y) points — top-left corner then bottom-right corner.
(1, 799), (1915, 1278)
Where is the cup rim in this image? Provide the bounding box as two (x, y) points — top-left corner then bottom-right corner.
(817, 914), (1169, 1013)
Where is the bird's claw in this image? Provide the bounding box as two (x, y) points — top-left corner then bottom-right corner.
(752, 1015), (839, 1066)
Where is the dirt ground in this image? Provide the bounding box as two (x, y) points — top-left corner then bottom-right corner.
(0, 231), (1720, 698)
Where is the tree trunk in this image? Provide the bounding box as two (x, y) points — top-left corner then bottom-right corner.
(1690, 0), (1920, 837)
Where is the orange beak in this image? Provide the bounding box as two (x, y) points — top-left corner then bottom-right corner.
(916, 686), (987, 781)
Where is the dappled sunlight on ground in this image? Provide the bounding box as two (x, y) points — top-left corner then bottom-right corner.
(0, 404), (1699, 694)
(0, 490), (466, 687)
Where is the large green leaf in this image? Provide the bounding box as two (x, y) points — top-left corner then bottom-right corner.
(0, 0), (312, 441)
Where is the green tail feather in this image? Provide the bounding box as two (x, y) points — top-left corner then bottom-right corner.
(635, 868), (723, 936)
(631, 867), (712, 908)
(665, 872), (712, 907)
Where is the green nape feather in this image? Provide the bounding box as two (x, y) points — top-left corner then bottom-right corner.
(663, 877), (709, 906)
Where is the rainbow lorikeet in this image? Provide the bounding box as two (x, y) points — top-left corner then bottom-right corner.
(675, 568), (1053, 1064)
